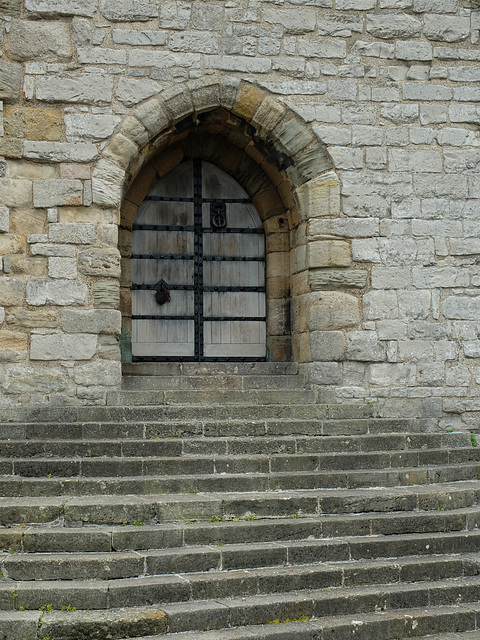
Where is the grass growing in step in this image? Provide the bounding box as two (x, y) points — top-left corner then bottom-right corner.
(39, 605), (54, 612)
(471, 433), (478, 447)
(61, 605), (76, 611)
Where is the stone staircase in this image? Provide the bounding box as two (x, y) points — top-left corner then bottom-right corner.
(1, 363), (480, 640)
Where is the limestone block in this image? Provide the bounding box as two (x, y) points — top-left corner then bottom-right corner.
(31, 243), (76, 258)
(352, 41), (395, 58)
(368, 363), (416, 386)
(398, 290), (430, 320)
(403, 82), (452, 101)
(371, 267), (411, 289)
(389, 149), (442, 173)
(0, 60), (22, 103)
(0, 307), (4, 324)
(24, 142), (98, 163)
(0, 331), (28, 362)
(36, 75), (114, 105)
(112, 29), (168, 46)
(262, 7), (316, 34)
(170, 31), (219, 54)
(306, 241), (351, 269)
(306, 291), (360, 331)
(1, 364), (66, 394)
(381, 104), (418, 124)
(0, 234), (23, 255)
(92, 160), (125, 208)
(64, 115), (121, 143)
(5, 19), (72, 62)
(4, 106), (63, 142)
(204, 55), (271, 74)
(395, 41), (432, 61)
(0, 0), (21, 16)
(93, 280), (120, 308)
(116, 78), (162, 108)
(30, 333), (97, 360)
(366, 13), (421, 39)
(0, 208), (9, 233)
(77, 48), (126, 65)
(160, 1), (191, 30)
(78, 248), (121, 278)
(465, 342), (480, 358)
(423, 16), (470, 43)
(446, 364), (471, 387)
(412, 266), (468, 288)
(130, 50), (201, 69)
(48, 257), (77, 280)
(0, 277), (25, 306)
(25, 0), (97, 17)
(444, 296), (480, 320)
(346, 331), (386, 362)
(33, 181), (83, 208)
(309, 269), (367, 290)
(309, 362), (342, 385)
(74, 360), (121, 386)
(98, 334), (121, 360)
(26, 279), (88, 306)
(48, 223), (95, 245)
(363, 290), (398, 320)
(413, 0), (457, 11)
(100, 0), (158, 21)
(190, 80), (221, 114)
(61, 309), (121, 335)
(310, 331), (345, 361)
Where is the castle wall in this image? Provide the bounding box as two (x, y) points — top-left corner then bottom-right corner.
(0, 0), (479, 428)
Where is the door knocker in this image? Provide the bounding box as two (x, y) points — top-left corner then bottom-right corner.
(154, 279), (171, 306)
(211, 202), (227, 231)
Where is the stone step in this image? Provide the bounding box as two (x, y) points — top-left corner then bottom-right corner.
(0, 432), (472, 457)
(106, 389), (319, 406)
(32, 581), (480, 638)
(1, 543), (477, 584)
(121, 373), (308, 391)
(1, 463), (478, 497)
(0, 482), (478, 525)
(2, 447), (478, 476)
(122, 362), (300, 377)
(2, 554), (479, 610)
(0, 417), (437, 441)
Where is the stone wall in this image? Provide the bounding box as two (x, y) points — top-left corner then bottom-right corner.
(0, 0), (479, 428)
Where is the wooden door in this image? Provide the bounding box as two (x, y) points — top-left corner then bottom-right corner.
(131, 160), (266, 361)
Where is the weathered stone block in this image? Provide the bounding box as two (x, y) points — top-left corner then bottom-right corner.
(0, 277), (25, 306)
(36, 75), (114, 105)
(31, 243), (76, 258)
(77, 47), (127, 65)
(115, 78), (162, 108)
(346, 331), (386, 362)
(0, 0), (21, 16)
(25, 0), (97, 17)
(309, 362), (342, 385)
(74, 360), (121, 386)
(369, 363), (416, 386)
(363, 290), (398, 320)
(78, 248), (121, 278)
(306, 240), (351, 269)
(100, 0), (158, 21)
(24, 142), (98, 163)
(92, 160), (125, 208)
(5, 308), (58, 329)
(444, 296), (480, 320)
(0, 179), (32, 208)
(33, 180), (83, 208)
(93, 280), (120, 308)
(61, 309), (121, 335)
(112, 29), (168, 46)
(309, 269), (368, 290)
(262, 7), (316, 34)
(48, 223), (95, 245)
(0, 60), (22, 103)
(306, 292), (360, 331)
(0, 208), (9, 233)
(30, 333), (97, 360)
(1, 364), (66, 394)
(4, 106), (63, 142)
(26, 279), (88, 306)
(366, 13), (421, 39)
(5, 20), (73, 62)
(310, 331), (345, 361)
(423, 15), (470, 43)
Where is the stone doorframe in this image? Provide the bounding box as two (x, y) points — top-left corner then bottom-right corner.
(94, 77), (348, 374)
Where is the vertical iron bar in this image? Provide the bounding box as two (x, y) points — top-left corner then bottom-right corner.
(193, 159), (203, 360)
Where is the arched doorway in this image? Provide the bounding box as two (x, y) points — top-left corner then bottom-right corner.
(131, 159), (266, 361)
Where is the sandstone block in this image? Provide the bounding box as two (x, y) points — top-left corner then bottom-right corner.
(30, 333), (97, 360)
(93, 280), (120, 308)
(309, 331), (345, 361)
(36, 75), (114, 105)
(26, 278), (88, 306)
(306, 291), (360, 331)
(115, 78), (162, 108)
(0, 179), (32, 207)
(5, 308), (58, 329)
(1, 364), (66, 394)
(4, 106), (63, 142)
(61, 309), (121, 335)
(74, 360), (121, 386)
(92, 160), (125, 208)
(33, 180), (83, 208)
(0, 0), (21, 16)
(100, 0), (158, 21)
(0, 60), (22, 103)
(25, 0), (97, 16)
(48, 257), (77, 280)
(309, 269), (367, 290)
(0, 331), (28, 362)
(0, 277), (25, 306)
(24, 142), (97, 163)
(0, 233), (24, 254)
(78, 248), (121, 278)
(306, 240), (351, 269)
(5, 19), (72, 62)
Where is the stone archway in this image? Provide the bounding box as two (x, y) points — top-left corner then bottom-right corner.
(93, 78), (343, 373)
